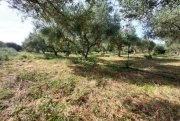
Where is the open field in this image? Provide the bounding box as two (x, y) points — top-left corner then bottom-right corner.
(0, 53), (180, 121)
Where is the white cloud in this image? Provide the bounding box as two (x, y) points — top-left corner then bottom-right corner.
(0, 1), (33, 45)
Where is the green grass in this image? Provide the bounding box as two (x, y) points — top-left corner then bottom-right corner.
(0, 52), (179, 120)
(0, 89), (13, 100)
(0, 47), (17, 61)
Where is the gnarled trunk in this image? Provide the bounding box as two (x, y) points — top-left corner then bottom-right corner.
(54, 51), (58, 56)
(126, 45), (130, 68)
(118, 49), (121, 57)
(82, 47), (90, 61)
(117, 44), (122, 57)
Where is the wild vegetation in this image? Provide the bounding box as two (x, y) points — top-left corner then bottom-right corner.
(0, 0), (180, 120)
(0, 52), (179, 120)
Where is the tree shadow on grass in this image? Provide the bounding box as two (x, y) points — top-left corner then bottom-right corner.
(122, 93), (180, 120)
(69, 57), (180, 87)
(37, 53), (180, 87)
(97, 56), (180, 68)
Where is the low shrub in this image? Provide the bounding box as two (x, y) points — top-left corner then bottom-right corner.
(0, 47), (17, 61)
(17, 70), (48, 82)
(154, 46), (166, 55)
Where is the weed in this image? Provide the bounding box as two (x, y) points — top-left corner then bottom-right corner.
(0, 53), (179, 120)
(0, 48), (17, 61)
(27, 85), (44, 100)
(71, 57), (83, 64)
(0, 101), (8, 110)
(25, 108), (39, 121)
(20, 54), (28, 59)
(50, 78), (76, 95)
(11, 104), (26, 120)
(38, 96), (66, 120)
(0, 89), (13, 100)
(118, 114), (131, 121)
(17, 70), (48, 82)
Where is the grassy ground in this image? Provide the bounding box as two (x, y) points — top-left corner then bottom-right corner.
(0, 52), (180, 121)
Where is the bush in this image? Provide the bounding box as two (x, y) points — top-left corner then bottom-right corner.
(0, 48), (17, 61)
(19, 54), (33, 60)
(154, 46), (166, 54)
(0, 41), (6, 47)
(144, 55), (152, 59)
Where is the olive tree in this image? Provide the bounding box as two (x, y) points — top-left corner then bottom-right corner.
(7, 0), (117, 60)
(123, 25), (139, 67)
(23, 33), (47, 53)
(119, 0), (180, 43)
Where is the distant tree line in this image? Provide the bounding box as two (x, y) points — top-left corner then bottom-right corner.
(0, 41), (22, 51)
(23, 24), (167, 58)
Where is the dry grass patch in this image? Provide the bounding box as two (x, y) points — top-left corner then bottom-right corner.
(0, 53), (179, 120)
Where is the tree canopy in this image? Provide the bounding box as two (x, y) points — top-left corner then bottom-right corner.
(119, 0), (180, 42)
(4, 0), (179, 58)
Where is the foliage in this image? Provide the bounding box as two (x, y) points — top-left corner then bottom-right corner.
(39, 25), (72, 56)
(123, 25), (139, 47)
(123, 25), (139, 67)
(0, 41), (22, 52)
(0, 53), (180, 120)
(154, 45), (166, 55)
(0, 0), (180, 120)
(119, 0), (180, 42)
(70, 1), (113, 60)
(0, 41), (6, 47)
(166, 42), (180, 55)
(152, 5), (180, 42)
(6, 42), (22, 51)
(23, 32), (47, 53)
(7, 0), (120, 60)
(106, 13), (124, 56)
(0, 48), (17, 61)
(139, 38), (156, 56)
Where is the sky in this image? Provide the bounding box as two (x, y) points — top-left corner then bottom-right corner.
(0, 1), (33, 45)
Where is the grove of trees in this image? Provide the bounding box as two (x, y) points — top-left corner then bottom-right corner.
(4, 0), (179, 59)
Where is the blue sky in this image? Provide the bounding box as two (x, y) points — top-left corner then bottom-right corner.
(0, 1), (33, 45)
